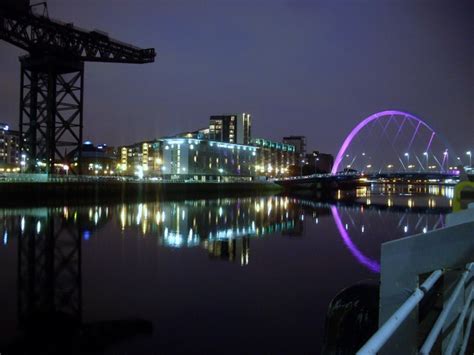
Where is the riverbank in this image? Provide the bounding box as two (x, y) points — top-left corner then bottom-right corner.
(0, 180), (282, 207)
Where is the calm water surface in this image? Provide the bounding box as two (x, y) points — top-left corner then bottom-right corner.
(0, 184), (453, 354)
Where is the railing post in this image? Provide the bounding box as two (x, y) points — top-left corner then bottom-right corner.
(379, 263), (419, 354)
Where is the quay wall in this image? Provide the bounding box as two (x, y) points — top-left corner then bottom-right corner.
(0, 181), (282, 207)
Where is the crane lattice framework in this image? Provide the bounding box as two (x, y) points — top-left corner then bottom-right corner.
(0, 0), (156, 174)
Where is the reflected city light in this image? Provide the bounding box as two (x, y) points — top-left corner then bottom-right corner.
(120, 206), (126, 230)
(0, 191), (450, 270)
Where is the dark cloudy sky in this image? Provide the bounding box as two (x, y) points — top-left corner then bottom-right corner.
(0, 0), (472, 155)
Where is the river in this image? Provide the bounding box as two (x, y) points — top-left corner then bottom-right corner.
(0, 184), (454, 354)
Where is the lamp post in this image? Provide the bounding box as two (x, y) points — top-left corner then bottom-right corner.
(20, 154), (26, 173)
(467, 151), (472, 168)
(423, 152), (428, 171)
(404, 152), (409, 171)
(443, 150), (448, 172)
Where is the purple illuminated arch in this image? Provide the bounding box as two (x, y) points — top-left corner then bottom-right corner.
(331, 110), (436, 174)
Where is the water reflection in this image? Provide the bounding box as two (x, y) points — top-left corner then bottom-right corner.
(117, 197), (302, 250)
(0, 187), (454, 354)
(1, 191), (451, 273)
(331, 205), (381, 273)
(1, 209), (152, 354)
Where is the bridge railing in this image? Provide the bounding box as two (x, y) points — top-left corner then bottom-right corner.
(357, 204), (474, 354)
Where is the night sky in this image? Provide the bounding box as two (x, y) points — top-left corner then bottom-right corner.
(0, 0), (472, 156)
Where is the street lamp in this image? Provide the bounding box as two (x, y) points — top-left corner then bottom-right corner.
(467, 151), (472, 167)
(443, 150), (449, 172)
(404, 152), (409, 171)
(423, 152), (428, 171)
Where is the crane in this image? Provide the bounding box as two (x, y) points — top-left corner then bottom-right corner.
(0, 0), (156, 174)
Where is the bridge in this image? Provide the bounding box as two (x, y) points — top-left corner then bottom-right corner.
(330, 110), (461, 175)
(275, 110), (464, 190)
(275, 171), (459, 190)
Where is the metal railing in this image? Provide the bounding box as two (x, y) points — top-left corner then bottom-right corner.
(357, 200), (474, 355)
(357, 264), (474, 354)
(357, 269), (443, 354)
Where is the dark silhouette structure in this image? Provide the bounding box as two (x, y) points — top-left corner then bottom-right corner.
(0, 0), (155, 174)
(0, 207), (153, 354)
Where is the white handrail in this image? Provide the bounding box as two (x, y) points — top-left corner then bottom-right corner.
(356, 269), (443, 355)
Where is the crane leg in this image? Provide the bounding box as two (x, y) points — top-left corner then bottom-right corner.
(19, 56), (84, 175)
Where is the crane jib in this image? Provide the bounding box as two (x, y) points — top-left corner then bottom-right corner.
(0, 0), (156, 175)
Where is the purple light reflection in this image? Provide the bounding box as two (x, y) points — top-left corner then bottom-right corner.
(330, 205), (380, 273)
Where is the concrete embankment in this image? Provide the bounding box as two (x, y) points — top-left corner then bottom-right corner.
(0, 181), (282, 207)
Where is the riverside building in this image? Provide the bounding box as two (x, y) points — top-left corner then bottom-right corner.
(68, 141), (117, 175)
(209, 113), (251, 145)
(0, 123), (20, 172)
(252, 138), (296, 177)
(160, 138), (257, 181)
(119, 140), (162, 177)
(116, 113), (295, 180)
(283, 135), (306, 165)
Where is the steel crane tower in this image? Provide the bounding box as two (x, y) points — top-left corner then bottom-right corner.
(0, 0), (156, 174)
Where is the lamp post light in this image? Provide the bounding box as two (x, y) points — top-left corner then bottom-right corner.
(20, 154), (27, 173)
(404, 152), (409, 171)
(443, 150), (448, 172)
(467, 151), (472, 168)
(423, 152), (428, 171)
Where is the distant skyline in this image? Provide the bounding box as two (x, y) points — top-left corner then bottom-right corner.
(0, 0), (472, 156)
